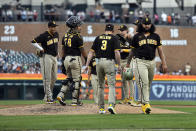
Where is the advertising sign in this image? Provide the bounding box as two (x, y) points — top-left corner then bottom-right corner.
(135, 81), (196, 100)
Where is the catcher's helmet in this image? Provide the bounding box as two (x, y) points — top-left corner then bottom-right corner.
(123, 67), (134, 80)
(66, 16), (83, 28)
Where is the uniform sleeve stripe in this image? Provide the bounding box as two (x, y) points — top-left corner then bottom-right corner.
(130, 46), (135, 49)
(90, 49), (95, 52)
(115, 49), (120, 51)
(122, 49), (130, 52)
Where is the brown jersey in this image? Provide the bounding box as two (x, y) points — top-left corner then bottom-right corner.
(131, 32), (162, 60)
(62, 31), (83, 56)
(91, 34), (120, 59)
(116, 34), (131, 59)
(32, 31), (59, 56)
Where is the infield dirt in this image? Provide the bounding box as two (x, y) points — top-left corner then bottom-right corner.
(0, 103), (186, 116)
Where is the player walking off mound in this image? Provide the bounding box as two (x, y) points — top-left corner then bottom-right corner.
(127, 17), (167, 114)
(84, 24), (121, 114)
(116, 25), (136, 105)
(31, 21), (59, 104)
(57, 16), (87, 106)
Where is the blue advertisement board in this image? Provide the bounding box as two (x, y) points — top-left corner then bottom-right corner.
(135, 81), (196, 100)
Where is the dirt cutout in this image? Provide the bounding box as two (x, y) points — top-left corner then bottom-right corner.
(0, 103), (186, 116)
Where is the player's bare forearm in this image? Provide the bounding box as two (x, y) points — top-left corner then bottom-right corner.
(157, 46), (167, 73)
(62, 45), (65, 58)
(80, 47), (88, 63)
(86, 50), (94, 67)
(127, 50), (133, 65)
(157, 46), (166, 64)
(114, 50), (121, 66)
(87, 68), (91, 86)
(80, 47), (87, 58)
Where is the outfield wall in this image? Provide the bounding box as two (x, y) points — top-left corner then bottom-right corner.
(0, 73), (196, 100)
(0, 23), (196, 74)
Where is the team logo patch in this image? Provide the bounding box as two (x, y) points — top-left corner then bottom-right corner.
(146, 18), (148, 22)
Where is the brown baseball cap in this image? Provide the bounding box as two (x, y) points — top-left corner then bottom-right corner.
(133, 19), (141, 25)
(105, 24), (114, 31)
(118, 25), (128, 31)
(141, 17), (151, 25)
(48, 21), (58, 27)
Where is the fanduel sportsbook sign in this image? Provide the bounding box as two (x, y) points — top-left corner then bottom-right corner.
(135, 81), (196, 100)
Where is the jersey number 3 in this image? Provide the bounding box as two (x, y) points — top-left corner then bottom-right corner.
(101, 40), (107, 50)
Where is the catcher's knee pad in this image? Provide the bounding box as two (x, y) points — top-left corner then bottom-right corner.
(62, 78), (73, 86)
(62, 77), (75, 92)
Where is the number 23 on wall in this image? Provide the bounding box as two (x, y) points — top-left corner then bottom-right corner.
(4, 25), (15, 35)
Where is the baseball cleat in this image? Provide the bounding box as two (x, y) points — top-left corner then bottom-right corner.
(46, 99), (54, 104)
(71, 101), (83, 106)
(118, 98), (131, 104)
(108, 104), (116, 114)
(57, 96), (66, 106)
(99, 108), (106, 114)
(141, 104), (151, 114)
(130, 101), (142, 107)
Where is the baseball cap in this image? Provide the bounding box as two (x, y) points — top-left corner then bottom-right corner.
(141, 17), (151, 25)
(133, 19), (141, 25)
(118, 25), (128, 31)
(48, 21), (58, 27)
(105, 24), (114, 31)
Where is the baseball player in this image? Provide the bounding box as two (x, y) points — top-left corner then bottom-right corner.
(31, 21), (59, 104)
(57, 16), (87, 106)
(84, 24), (121, 114)
(87, 56), (98, 104)
(116, 25), (135, 105)
(127, 17), (167, 114)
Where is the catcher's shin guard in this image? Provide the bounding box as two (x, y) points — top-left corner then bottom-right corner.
(72, 81), (80, 99)
(71, 81), (83, 106)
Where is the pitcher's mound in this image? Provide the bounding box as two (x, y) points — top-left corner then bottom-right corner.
(0, 103), (186, 116)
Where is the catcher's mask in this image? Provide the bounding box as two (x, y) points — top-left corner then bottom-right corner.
(123, 67), (134, 80)
(66, 16), (83, 28)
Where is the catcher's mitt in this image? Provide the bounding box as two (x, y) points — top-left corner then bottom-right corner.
(36, 50), (44, 57)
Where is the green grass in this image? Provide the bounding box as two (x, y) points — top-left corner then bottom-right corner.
(0, 100), (43, 105)
(0, 112), (196, 130)
(0, 100), (196, 106)
(0, 100), (196, 130)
